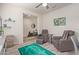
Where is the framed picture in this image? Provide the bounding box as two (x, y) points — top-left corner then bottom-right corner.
(54, 17), (66, 26)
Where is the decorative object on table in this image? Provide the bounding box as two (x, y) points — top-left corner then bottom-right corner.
(33, 29), (38, 36)
(27, 29), (38, 37)
(18, 43), (55, 55)
(27, 32), (33, 37)
(54, 17), (66, 26)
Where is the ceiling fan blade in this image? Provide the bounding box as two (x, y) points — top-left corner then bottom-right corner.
(35, 3), (42, 8)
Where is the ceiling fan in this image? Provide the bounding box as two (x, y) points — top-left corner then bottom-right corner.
(35, 3), (56, 9)
(35, 3), (50, 9)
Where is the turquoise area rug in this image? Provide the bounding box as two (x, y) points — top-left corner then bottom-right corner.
(18, 43), (55, 55)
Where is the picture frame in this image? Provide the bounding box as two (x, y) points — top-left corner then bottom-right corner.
(54, 17), (66, 26)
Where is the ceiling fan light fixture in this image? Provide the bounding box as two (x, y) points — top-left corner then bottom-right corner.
(42, 3), (47, 7)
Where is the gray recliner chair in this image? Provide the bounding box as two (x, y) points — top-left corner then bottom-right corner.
(36, 29), (49, 44)
(51, 30), (75, 52)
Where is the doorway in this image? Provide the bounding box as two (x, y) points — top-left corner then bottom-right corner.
(23, 13), (38, 42)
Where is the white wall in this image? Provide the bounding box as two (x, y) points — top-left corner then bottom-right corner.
(41, 4), (79, 40)
(0, 4), (41, 44)
(1, 5), (23, 44)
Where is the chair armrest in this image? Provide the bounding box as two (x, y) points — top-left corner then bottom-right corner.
(37, 34), (43, 39)
(48, 34), (53, 36)
(53, 36), (62, 40)
(60, 39), (72, 44)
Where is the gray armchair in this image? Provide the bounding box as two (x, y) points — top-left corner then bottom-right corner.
(51, 30), (75, 52)
(36, 29), (49, 44)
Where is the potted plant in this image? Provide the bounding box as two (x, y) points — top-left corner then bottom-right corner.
(0, 28), (4, 36)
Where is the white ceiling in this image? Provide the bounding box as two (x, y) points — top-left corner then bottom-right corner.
(23, 3), (71, 14)
(0, 3), (71, 14)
